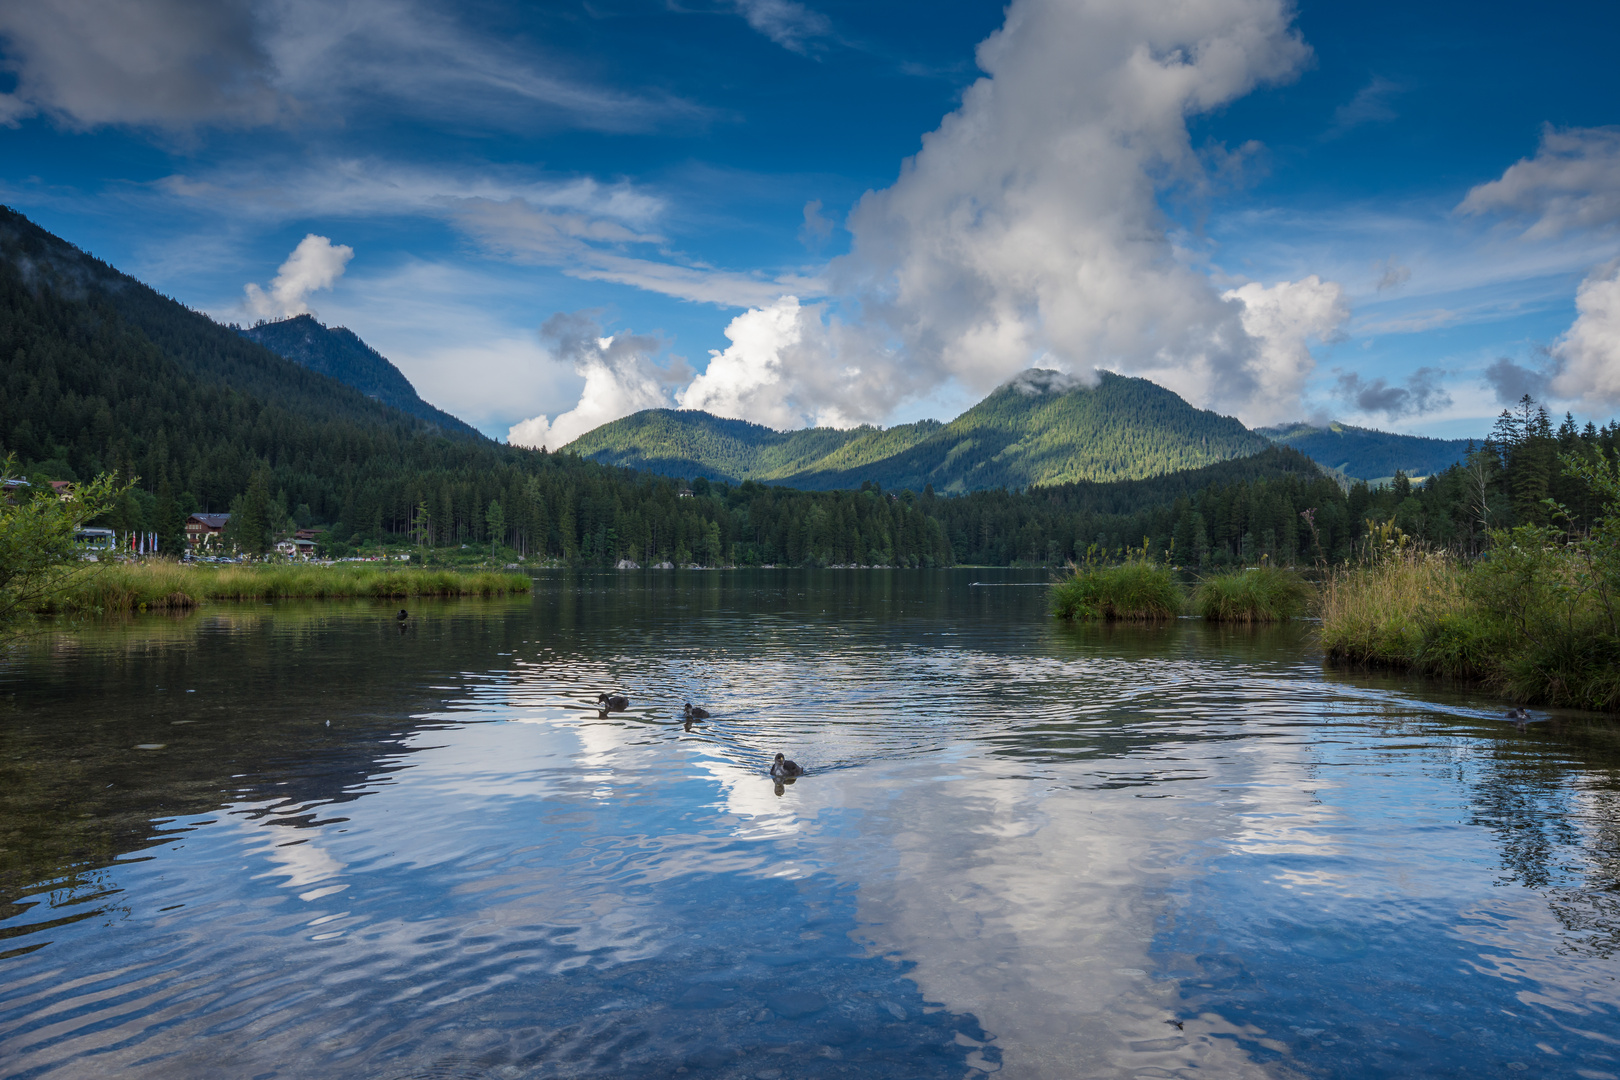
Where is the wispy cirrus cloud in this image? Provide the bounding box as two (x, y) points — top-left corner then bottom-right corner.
(1323, 75), (1402, 139)
(161, 156), (822, 309)
(731, 0), (833, 54)
(158, 159), (667, 226)
(0, 0), (705, 133)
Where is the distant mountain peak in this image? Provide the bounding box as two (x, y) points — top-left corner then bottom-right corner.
(566, 368), (1267, 492)
(1256, 419), (1481, 481)
(240, 314), (482, 440)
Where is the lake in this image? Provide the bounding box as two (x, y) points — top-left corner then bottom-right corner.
(1, 569), (1617, 1079)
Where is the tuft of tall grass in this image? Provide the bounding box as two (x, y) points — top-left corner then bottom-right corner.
(1193, 567), (1314, 623)
(1051, 562), (1184, 622)
(1319, 544), (1620, 711)
(34, 561), (532, 615)
(1318, 550), (1466, 669)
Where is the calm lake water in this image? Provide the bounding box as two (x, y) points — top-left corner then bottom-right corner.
(2, 569), (1618, 1080)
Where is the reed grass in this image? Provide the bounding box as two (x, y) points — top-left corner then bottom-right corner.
(1318, 550), (1467, 668)
(1319, 545), (1620, 711)
(1051, 562), (1184, 622)
(1193, 566), (1314, 623)
(34, 561), (532, 614)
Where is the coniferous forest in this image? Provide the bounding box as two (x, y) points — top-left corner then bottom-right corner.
(4, 205), (1619, 570)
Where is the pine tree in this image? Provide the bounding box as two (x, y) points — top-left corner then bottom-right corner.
(227, 470), (275, 555)
(486, 499), (506, 558)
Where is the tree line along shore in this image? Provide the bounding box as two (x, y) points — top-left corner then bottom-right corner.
(1051, 401), (1620, 712)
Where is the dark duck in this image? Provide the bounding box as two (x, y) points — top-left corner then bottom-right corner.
(683, 702), (711, 721)
(597, 693), (629, 714)
(770, 753), (804, 779)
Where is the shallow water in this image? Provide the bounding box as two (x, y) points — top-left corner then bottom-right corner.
(1, 569), (1618, 1080)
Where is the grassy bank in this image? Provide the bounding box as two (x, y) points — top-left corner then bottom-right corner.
(34, 562), (532, 614)
(1320, 542), (1620, 711)
(1051, 562), (1184, 621)
(1194, 567), (1314, 623)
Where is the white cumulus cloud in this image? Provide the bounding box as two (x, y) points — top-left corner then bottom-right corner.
(676, 296), (887, 430)
(1222, 276), (1349, 424)
(740, 0), (1335, 428)
(1549, 258), (1620, 407)
(506, 312), (684, 450)
(242, 233), (354, 319)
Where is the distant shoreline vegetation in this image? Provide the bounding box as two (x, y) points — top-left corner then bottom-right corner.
(31, 563), (531, 616)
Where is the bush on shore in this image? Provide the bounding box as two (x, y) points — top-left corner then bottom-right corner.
(1194, 566), (1314, 623)
(33, 561), (532, 615)
(1052, 561), (1184, 622)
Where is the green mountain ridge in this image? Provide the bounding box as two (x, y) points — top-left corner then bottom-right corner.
(239, 314), (482, 439)
(567, 369), (1270, 492)
(1257, 421), (1479, 480)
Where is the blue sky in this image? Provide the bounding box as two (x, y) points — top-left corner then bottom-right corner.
(3, 0), (1618, 442)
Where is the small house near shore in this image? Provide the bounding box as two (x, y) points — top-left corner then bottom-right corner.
(186, 513), (231, 548)
(276, 536), (317, 558)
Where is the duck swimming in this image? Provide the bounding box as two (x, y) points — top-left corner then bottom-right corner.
(1507, 707), (1531, 724)
(683, 702), (711, 720)
(770, 753), (804, 779)
(397, 609), (409, 621)
(597, 693), (629, 713)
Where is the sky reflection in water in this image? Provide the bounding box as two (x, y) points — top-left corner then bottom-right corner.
(0, 570), (1617, 1079)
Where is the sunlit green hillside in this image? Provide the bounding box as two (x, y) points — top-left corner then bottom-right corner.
(564, 410), (942, 486)
(566, 369), (1268, 492)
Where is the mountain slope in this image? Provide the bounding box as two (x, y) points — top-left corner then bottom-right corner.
(240, 314), (482, 439)
(1257, 421), (1478, 480)
(566, 410), (942, 484)
(0, 204), (515, 521)
(567, 369), (1269, 492)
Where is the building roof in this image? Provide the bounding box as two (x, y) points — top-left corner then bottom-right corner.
(188, 513), (232, 529)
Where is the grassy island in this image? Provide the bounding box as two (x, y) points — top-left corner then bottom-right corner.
(35, 562), (532, 615)
(1193, 567), (1314, 623)
(1051, 562), (1184, 621)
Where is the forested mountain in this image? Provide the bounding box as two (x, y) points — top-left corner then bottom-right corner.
(239, 314), (482, 439)
(569, 369), (1269, 491)
(1257, 421), (1477, 481)
(566, 410), (942, 485)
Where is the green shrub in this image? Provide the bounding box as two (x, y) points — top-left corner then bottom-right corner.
(1193, 567), (1313, 623)
(1052, 562), (1184, 621)
(1500, 631), (1620, 711)
(1413, 611), (1503, 679)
